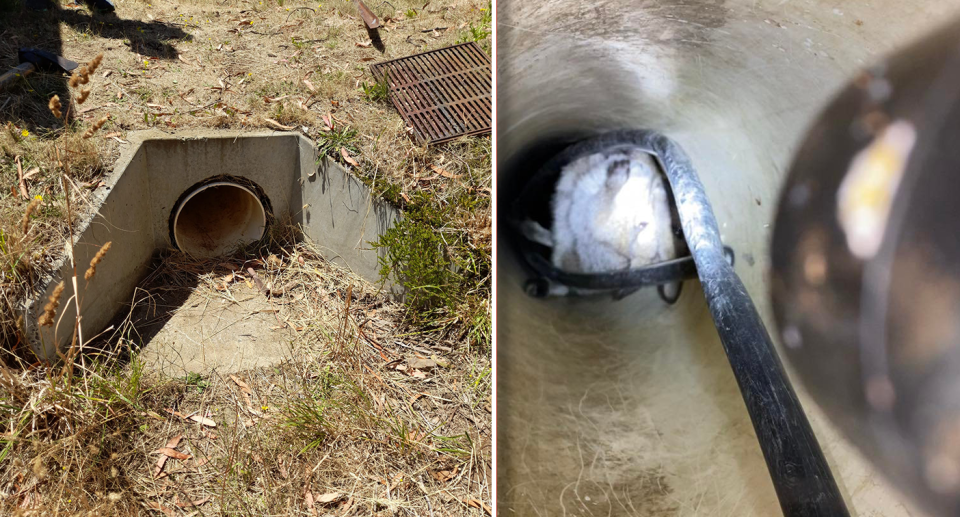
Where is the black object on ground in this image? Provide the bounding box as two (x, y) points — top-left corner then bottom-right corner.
(0, 48), (79, 90)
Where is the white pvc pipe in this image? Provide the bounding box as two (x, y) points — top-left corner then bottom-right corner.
(172, 181), (266, 258)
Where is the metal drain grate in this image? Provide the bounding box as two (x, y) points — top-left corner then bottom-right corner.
(371, 42), (491, 145)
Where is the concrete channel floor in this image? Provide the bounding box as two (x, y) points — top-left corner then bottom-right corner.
(135, 284), (296, 378)
(496, 0), (960, 515)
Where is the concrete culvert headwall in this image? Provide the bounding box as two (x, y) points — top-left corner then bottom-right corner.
(496, 1), (960, 516)
(21, 130), (400, 363)
(172, 181), (268, 258)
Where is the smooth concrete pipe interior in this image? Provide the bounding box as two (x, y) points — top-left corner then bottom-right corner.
(496, 1), (960, 516)
(171, 181), (267, 258)
(21, 130), (399, 363)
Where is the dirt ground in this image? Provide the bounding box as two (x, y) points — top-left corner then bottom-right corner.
(0, 0), (492, 513)
(1, 235), (493, 515)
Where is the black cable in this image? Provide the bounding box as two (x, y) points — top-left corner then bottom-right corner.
(571, 129), (849, 517)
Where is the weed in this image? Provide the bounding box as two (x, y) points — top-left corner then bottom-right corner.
(456, 2), (492, 52)
(316, 123), (360, 161)
(404, 8), (417, 18)
(184, 371), (209, 393)
(360, 74), (389, 102)
(372, 188), (491, 347)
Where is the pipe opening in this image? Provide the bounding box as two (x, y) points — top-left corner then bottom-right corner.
(505, 135), (690, 300)
(172, 181), (267, 258)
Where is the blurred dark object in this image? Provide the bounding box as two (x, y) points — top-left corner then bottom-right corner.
(357, 0), (380, 29)
(84, 0), (114, 13)
(772, 15), (960, 517)
(0, 48), (78, 91)
(25, 0), (114, 11)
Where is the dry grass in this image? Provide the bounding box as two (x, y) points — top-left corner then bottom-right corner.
(0, 0), (490, 513)
(0, 223), (492, 515)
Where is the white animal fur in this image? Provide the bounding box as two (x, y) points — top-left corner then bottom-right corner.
(551, 150), (677, 274)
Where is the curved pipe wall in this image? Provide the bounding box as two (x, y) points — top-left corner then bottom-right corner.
(496, 1), (960, 515)
(171, 180), (268, 258)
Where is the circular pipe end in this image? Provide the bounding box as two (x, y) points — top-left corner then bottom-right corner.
(172, 182), (267, 258)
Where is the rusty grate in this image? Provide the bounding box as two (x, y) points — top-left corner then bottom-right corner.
(371, 42), (491, 145)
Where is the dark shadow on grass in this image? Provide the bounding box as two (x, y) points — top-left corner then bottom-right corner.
(0, 2), (192, 129)
(366, 27), (385, 53)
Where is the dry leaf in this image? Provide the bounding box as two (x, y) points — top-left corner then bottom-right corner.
(411, 369), (427, 379)
(355, 41), (372, 48)
(302, 79), (316, 93)
(152, 448), (192, 460)
(305, 490), (318, 517)
(407, 357), (436, 370)
(321, 113), (333, 130)
(430, 164), (461, 178)
(432, 355), (451, 368)
(154, 455), (169, 478)
(176, 496), (211, 508)
(432, 467), (457, 483)
(188, 414), (216, 427)
(264, 117), (295, 131)
(153, 435), (183, 477)
(229, 375), (252, 394)
(316, 492), (342, 504)
(22, 167), (39, 180)
(147, 501), (175, 516)
(340, 148), (359, 167)
(465, 499), (483, 510)
(15, 157), (28, 200)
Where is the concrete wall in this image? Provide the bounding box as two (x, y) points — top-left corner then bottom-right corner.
(298, 154), (400, 297)
(20, 130), (399, 362)
(139, 133), (300, 247)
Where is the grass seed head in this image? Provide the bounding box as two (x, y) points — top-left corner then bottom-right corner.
(38, 281), (65, 327)
(83, 115), (111, 139)
(84, 241), (112, 281)
(48, 95), (62, 118)
(87, 53), (104, 76)
(76, 88), (91, 105)
(21, 198), (41, 235)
